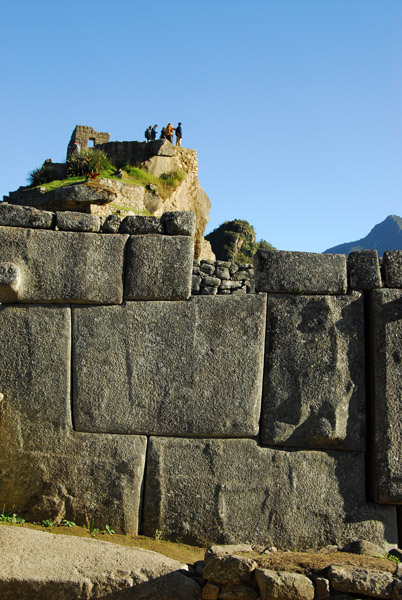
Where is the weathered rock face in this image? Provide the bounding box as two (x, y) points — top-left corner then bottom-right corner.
(255, 568), (315, 600)
(5, 141), (213, 259)
(327, 564), (395, 598)
(1, 225), (401, 554)
(0, 305), (147, 529)
(261, 292), (366, 450)
(254, 249), (347, 294)
(0, 525), (201, 600)
(203, 555), (257, 585)
(72, 295), (266, 437)
(142, 437), (397, 549)
(0, 226), (128, 304)
(370, 288), (402, 503)
(124, 235), (194, 300)
(142, 146), (211, 260)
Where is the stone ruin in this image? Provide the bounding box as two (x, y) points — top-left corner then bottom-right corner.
(66, 125), (110, 158)
(0, 201), (402, 553)
(5, 125), (213, 261)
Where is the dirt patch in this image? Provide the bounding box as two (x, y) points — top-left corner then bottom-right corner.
(244, 549), (396, 576)
(1, 523), (398, 576)
(0, 522), (205, 565)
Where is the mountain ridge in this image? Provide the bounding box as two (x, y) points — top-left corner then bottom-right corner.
(324, 215), (402, 256)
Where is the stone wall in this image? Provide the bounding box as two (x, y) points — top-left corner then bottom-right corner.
(67, 125), (110, 158)
(192, 259), (255, 295)
(0, 206), (402, 552)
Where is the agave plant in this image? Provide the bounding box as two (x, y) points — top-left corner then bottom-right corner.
(67, 149), (111, 177)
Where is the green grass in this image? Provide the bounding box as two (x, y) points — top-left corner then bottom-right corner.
(0, 511), (25, 524)
(386, 552), (401, 564)
(121, 165), (185, 199)
(32, 165), (185, 201)
(38, 176), (87, 191)
(107, 202), (152, 216)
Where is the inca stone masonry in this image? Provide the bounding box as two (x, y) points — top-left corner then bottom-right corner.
(0, 202), (402, 551)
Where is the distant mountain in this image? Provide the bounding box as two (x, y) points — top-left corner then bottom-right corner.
(324, 215), (402, 257)
(205, 220), (275, 263)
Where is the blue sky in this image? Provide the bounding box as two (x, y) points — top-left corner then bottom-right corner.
(1, 0), (401, 252)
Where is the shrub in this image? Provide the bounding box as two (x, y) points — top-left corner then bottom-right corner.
(206, 219), (275, 262)
(67, 149), (113, 177)
(158, 170), (185, 197)
(159, 170), (185, 187)
(0, 511), (25, 524)
(28, 165), (58, 187)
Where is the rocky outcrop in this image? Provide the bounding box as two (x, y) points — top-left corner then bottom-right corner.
(141, 146), (212, 259)
(200, 544), (402, 600)
(205, 219), (274, 263)
(3, 528), (401, 600)
(92, 150), (214, 258)
(4, 139), (213, 259)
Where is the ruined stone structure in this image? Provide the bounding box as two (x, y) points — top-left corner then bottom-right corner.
(0, 203), (401, 552)
(5, 127), (213, 260)
(66, 125), (110, 158)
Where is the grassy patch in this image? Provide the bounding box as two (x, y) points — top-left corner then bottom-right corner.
(107, 202), (152, 216)
(38, 176), (87, 191)
(121, 165), (185, 199)
(31, 166), (185, 201)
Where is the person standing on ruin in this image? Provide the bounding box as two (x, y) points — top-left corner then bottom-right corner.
(165, 123), (175, 143)
(151, 124), (158, 141)
(175, 122), (182, 146)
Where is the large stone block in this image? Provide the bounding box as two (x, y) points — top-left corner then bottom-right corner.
(124, 234), (193, 300)
(383, 251), (402, 288)
(0, 203), (54, 229)
(55, 211), (100, 232)
(0, 523), (201, 600)
(254, 249), (347, 294)
(0, 305), (147, 533)
(348, 249), (382, 290)
(0, 304), (70, 508)
(0, 305), (71, 449)
(261, 293), (366, 450)
(143, 438), (397, 550)
(0, 434), (147, 534)
(72, 295), (267, 436)
(162, 211), (196, 236)
(255, 569), (314, 600)
(370, 289), (402, 503)
(0, 227), (128, 304)
(120, 215), (163, 234)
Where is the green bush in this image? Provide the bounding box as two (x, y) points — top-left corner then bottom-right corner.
(159, 170), (185, 187)
(67, 149), (113, 177)
(28, 165), (58, 187)
(206, 219), (275, 262)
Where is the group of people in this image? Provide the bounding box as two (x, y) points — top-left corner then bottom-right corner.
(144, 123), (182, 146)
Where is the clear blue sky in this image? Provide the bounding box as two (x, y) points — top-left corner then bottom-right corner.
(1, 0), (401, 252)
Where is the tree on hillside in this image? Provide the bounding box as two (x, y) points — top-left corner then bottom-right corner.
(206, 220), (275, 263)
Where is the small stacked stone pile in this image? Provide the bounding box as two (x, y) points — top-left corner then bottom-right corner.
(192, 260), (255, 295)
(197, 543), (402, 600)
